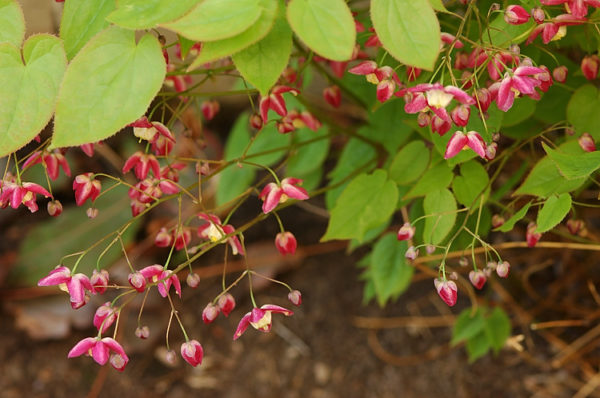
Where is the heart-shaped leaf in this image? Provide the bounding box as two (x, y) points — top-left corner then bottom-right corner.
(107, 0), (201, 30)
(287, 0), (355, 61)
(371, 0), (441, 70)
(0, 0), (24, 47)
(50, 27), (165, 149)
(188, 0), (278, 69)
(536, 193), (572, 233)
(423, 188), (457, 244)
(162, 0), (263, 42)
(567, 85), (600, 139)
(60, 0), (116, 60)
(0, 35), (66, 157)
(233, 5), (292, 95)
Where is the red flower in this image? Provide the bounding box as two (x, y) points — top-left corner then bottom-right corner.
(23, 150), (71, 181)
(434, 278), (457, 307)
(139, 264), (182, 298)
(233, 305), (293, 340)
(38, 266), (93, 309)
(90, 269), (110, 294)
(349, 61), (400, 103)
(579, 133), (596, 152)
(496, 261), (511, 278)
(259, 85), (299, 123)
(122, 151), (161, 180)
(73, 173), (101, 206)
(93, 302), (117, 333)
(469, 270), (487, 290)
(217, 293), (236, 317)
(504, 5), (530, 25)
(396, 223), (415, 241)
(444, 131), (487, 159)
(581, 55), (599, 80)
(201, 100), (220, 121)
(526, 222), (542, 247)
(202, 303), (220, 324)
(259, 178), (309, 213)
(496, 66), (546, 111)
(323, 85), (342, 108)
(180, 340), (203, 367)
(197, 213), (244, 255)
(0, 179), (51, 212)
(275, 231), (297, 255)
(288, 290), (302, 306)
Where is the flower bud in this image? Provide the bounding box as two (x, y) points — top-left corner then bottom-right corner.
(526, 222), (542, 247)
(186, 272), (200, 288)
(93, 302), (116, 333)
(567, 219), (585, 235)
(288, 290), (302, 306)
(459, 257), (469, 267)
(128, 271), (146, 292)
(275, 231), (297, 255)
(250, 113), (263, 130)
(504, 5), (530, 24)
(426, 245), (435, 254)
(582, 55), (599, 81)
(451, 104), (470, 127)
(323, 85), (341, 108)
(135, 325), (150, 339)
(47, 200), (63, 217)
(434, 278), (458, 307)
(492, 214), (505, 228)
(181, 340), (204, 367)
(217, 293), (236, 317)
(496, 261), (510, 278)
(552, 66), (568, 83)
(417, 112), (431, 127)
(449, 271), (459, 280)
(469, 270), (487, 290)
(165, 350), (177, 364)
(86, 207), (99, 219)
(579, 133), (596, 152)
(396, 223), (415, 241)
(201, 100), (220, 121)
(202, 303), (220, 324)
(531, 7), (544, 24)
(155, 227), (172, 248)
(405, 246), (419, 260)
(487, 261), (498, 270)
(91, 269), (109, 294)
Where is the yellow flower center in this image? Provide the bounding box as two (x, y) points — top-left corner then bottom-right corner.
(426, 89), (453, 108)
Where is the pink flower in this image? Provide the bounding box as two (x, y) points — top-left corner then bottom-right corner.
(73, 173), (101, 206)
(278, 110), (322, 133)
(440, 32), (464, 49)
(540, 0), (600, 18)
(323, 85), (341, 108)
(155, 227), (173, 248)
(581, 55), (599, 80)
(90, 269), (109, 294)
(275, 231), (297, 255)
(68, 337), (129, 371)
(434, 278), (457, 307)
(93, 302), (117, 333)
(259, 178), (309, 213)
(139, 265), (182, 298)
(180, 340), (203, 367)
(128, 117), (176, 155)
(526, 14), (585, 45)
(186, 272), (200, 288)
(80, 143), (95, 157)
(496, 66), (546, 111)
(259, 85), (299, 123)
(444, 130), (487, 159)
(217, 293), (236, 317)
(173, 227), (192, 251)
(233, 305), (293, 340)
(202, 303), (220, 324)
(128, 177), (180, 216)
(396, 223), (415, 241)
(403, 83), (474, 125)
(504, 5), (530, 25)
(197, 213), (244, 255)
(492, 214), (505, 228)
(406, 66), (422, 82)
(128, 271), (146, 292)
(451, 104), (471, 127)
(201, 100), (220, 121)
(47, 200), (63, 217)
(405, 246), (419, 260)
(23, 150), (71, 181)
(532, 7), (545, 24)
(0, 179), (51, 212)
(348, 61), (400, 103)
(552, 65), (568, 83)
(122, 151), (161, 180)
(526, 222), (542, 247)
(469, 270), (487, 290)
(38, 266), (93, 309)
(579, 133), (596, 152)
(288, 290), (302, 306)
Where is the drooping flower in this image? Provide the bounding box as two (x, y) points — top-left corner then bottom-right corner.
(323, 85), (342, 108)
(275, 231), (297, 255)
(139, 265), (182, 298)
(90, 269), (110, 294)
(396, 223), (415, 241)
(38, 266), (93, 309)
(540, 0), (600, 19)
(259, 85), (299, 123)
(93, 302), (117, 333)
(579, 133), (596, 152)
(201, 100), (220, 121)
(217, 293), (236, 317)
(180, 340), (204, 367)
(567, 219), (585, 235)
(22, 150), (71, 181)
(288, 290), (302, 306)
(135, 326), (150, 339)
(68, 337), (129, 371)
(202, 303), (220, 324)
(259, 178), (309, 214)
(0, 179), (51, 213)
(496, 261), (511, 278)
(233, 305), (294, 340)
(47, 199), (63, 217)
(348, 61), (400, 103)
(186, 272), (200, 288)
(434, 278), (458, 307)
(444, 131), (487, 159)
(122, 151), (161, 180)
(128, 271), (146, 292)
(73, 173), (101, 206)
(552, 65), (568, 83)
(581, 55), (599, 80)
(405, 246), (419, 260)
(526, 222), (542, 247)
(197, 213), (244, 255)
(504, 5), (530, 25)
(469, 270), (487, 290)
(496, 66), (547, 111)
(402, 83), (474, 126)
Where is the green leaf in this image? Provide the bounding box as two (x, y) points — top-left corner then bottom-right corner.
(466, 331), (491, 363)
(501, 97), (536, 127)
(422, 188), (457, 244)
(232, 8), (292, 95)
(496, 202), (531, 232)
(451, 161), (489, 207)
(404, 163), (453, 199)
(178, 35), (197, 59)
(452, 308), (485, 345)
(188, 0), (278, 68)
(536, 193), (572, 233)
(484, 307), (511, 354)
(9, 185), (139, 286)
(366, 100), (414, 154)
(322, 169), (399, 241)
(162, 0), (263, 42)
(483, 14), (533, 47)
(370, 234), (414, 306)
(567, 85), (600, 139)
(286, 0), (355, 61)
(0, 0), (24, 47)
(107, 0), (200, 29)
(0, 35), (66, 157)
(50, 27), (165, 149)
(287, 127), (330, 176)
(60, 0), (116, 60)
(370, 0), (440, 70)
(389, 141), (430, 185)
(544, 142), (600, 179)
(428, 0), (448, 12)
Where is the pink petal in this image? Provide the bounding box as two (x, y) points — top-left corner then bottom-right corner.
(233, 312), (252, 340)
(91, 340), (110, 365)
(466, 131), (487, 158)
(38, 266), (71, 286)
(139, 264), (164, 279)
(444, 85), (475, 105)
(68, 337), (97, 358)
(444, 131), (468, 159)
(261, 304), (294, 316)
(404, 93), (428, 114)
(262, 186), (283, 213)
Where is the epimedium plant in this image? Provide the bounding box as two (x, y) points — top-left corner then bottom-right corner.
(2, 0), (600, 368)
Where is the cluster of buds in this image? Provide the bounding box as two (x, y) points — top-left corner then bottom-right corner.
(155, 226), (192, 251)
(128, 177), (179, 216)
(202, 293), (236, 324)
